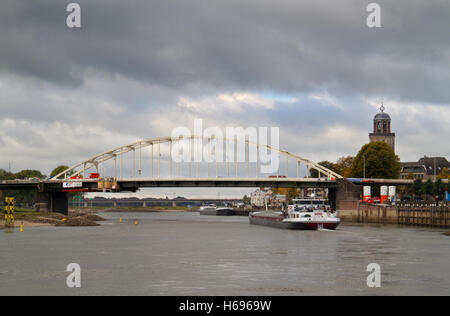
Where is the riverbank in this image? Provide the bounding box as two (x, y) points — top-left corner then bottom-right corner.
(0, 220), (51, 228)
(1, 208), (105, 228)
(91, 206), (199, 213)
(1, 207), (197, 229)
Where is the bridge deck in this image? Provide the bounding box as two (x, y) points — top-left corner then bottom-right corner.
(1, 178), (447, 191)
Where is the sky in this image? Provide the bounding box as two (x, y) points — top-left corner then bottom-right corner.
(1, 0), (449, 198)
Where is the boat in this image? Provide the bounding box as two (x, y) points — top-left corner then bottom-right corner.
(199, 204), (216, 212)
(199, 205), (236, 216)
(249, 198), (340, 230)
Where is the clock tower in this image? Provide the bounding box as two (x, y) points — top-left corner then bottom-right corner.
(369, 103), (395, 153)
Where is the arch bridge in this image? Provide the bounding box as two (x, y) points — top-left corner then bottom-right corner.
(51, 135), (342, 191)
(1, 135), (361, 215)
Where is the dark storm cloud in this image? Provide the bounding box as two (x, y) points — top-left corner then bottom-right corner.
(1, 0), (449, 177)
(1, 0), (449, 103)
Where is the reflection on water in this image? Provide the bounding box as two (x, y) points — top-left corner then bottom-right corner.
(0, 212), (449, 295)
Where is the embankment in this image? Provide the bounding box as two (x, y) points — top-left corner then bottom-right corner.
(338, 200), (450, 228)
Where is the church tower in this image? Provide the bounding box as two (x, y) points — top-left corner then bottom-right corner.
(369, 103), (395, 153)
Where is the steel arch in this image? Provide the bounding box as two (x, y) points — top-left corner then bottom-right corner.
(53, 135), (343, 180)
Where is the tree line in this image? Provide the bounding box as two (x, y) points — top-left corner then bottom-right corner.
(0, 165), (70, 204)
(269, 142), (449, 201)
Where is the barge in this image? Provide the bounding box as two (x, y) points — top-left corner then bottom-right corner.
(249, 199), (340, 230)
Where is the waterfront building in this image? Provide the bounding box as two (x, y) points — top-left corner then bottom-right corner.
(250, 188), (272, 207)
(400, 156), (450, 180)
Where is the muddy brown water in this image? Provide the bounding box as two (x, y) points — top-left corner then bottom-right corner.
(0, 212), (449, 295)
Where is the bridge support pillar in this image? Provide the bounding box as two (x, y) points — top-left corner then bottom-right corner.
(334, 179), (362, 211)
(35, 192), (50, 213)
(35, 192), (68, 215)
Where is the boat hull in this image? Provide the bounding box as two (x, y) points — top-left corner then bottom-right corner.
(249, 214), (339, 230)
(200, 208), (235, 216)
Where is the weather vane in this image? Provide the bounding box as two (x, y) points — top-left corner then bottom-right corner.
(380, 98), (385, 112)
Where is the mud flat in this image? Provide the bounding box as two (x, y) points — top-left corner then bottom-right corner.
(4, 209), (105, 227)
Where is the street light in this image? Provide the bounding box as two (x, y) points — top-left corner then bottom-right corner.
(363, 154), (366, 179)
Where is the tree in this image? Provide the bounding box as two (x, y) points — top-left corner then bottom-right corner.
(287, 188), (299, 200)
(349, 142), (401, 179)
(0, 169), (45, 205)
(0, 169), (15, 180)
(422, 179), (434, 197)
(50, 165), (73, 179)
(438, 167), (450, 180)
(14, 169), (45, 180)
(310, 161), (337, 178)
(434, 179), (444, 199)
(335, 156), (355, 178)
(412, 179), (423, 197)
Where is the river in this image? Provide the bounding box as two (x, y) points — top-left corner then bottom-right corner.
(1, 211), (449, 295)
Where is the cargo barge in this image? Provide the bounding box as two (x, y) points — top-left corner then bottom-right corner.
(249, 199), (340, 230)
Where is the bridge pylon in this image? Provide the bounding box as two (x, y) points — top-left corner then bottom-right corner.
(36, 192), (68, 215)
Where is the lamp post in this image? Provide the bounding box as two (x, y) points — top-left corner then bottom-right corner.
(363, 154), (366, 179)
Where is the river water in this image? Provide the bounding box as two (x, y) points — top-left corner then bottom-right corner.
(1, 211), (449, 296)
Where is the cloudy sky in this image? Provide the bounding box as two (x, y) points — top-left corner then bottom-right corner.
(1, 0), (449, 197)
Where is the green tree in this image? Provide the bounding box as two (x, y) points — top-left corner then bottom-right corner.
(349, 142), (401, 179)
(0, 169), (45, 205)
(14, 169), (45, 180)
(422, 179), (434, 196)
(433, 179), (444, 198)
(0, 169), (15, 180)
(335, 156), (355, 177)
(412, 179), (423, 197)
(310, 161), (337, 177)
(50, 165), (73, 179)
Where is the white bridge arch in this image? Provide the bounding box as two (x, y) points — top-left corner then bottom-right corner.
(53, 136), (343, 181)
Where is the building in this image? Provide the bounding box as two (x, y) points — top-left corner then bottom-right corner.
(369, 103), (395, 153)
(400, 156), (450, 180)
(250, 188), (272, 207)
(270, 194), (287, 208)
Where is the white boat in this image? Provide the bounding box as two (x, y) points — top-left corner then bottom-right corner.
(249, 198), (340, 230)
(199, 204), (217, 212)
(288, 198), (332, 212)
